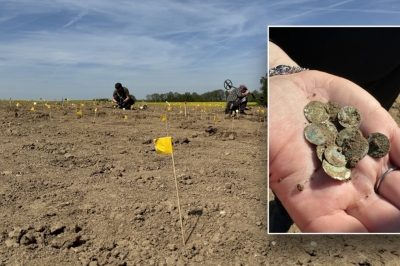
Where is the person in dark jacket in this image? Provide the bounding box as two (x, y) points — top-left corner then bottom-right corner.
(112, 83), (136, 109)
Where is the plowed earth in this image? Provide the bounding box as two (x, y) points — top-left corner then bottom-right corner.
(0, 102), (268, 266)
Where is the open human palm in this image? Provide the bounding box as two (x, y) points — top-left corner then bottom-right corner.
(269, 70), (400, 232)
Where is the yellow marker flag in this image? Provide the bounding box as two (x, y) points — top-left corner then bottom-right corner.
(77, 110), (83, 116)
(124, 115), (128, 119)
(180, 110), (182, 114)
(30, 106), (35, 111)
(46, 104), (51, 109)
(261, 110), (265, 114)
(16, 103), (20, 107)
(161, 115), (167, 121)
(154, 137), (173, 154)
(167, 107), (171, 111)
(214, 116), (217, 121)
(81, 103), (85, 107)
(94, 108), (98, 112)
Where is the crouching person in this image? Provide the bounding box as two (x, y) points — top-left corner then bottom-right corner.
(112, 83), (136, 109)
(225, 84), (250, 115)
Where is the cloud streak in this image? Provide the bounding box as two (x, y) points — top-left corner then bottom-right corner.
(0, 0), (267, 98)
(62, 9), (88, 28)
(266, 0), (400, 25)
(7, 0), (399, 100)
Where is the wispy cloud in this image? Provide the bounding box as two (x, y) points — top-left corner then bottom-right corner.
(62, 9), (88, 28)
(266, 0), (400, 25)
(0, 0), (268, 100)
(4, 0), (398, 100)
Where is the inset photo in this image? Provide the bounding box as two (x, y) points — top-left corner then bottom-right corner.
(268, 26), (400, 233)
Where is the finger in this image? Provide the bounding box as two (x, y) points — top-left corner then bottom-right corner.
(376, 169), (400, 209)
(302, 211), (368, 233)
(345, 194), (400, 232)
(387, 128), (400, 168)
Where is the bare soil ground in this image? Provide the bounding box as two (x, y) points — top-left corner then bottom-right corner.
(1, 102), (269, 266)
(3, 97), (400, 265)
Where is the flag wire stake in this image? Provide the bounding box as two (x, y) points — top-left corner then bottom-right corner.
(171, 151), (185, 246)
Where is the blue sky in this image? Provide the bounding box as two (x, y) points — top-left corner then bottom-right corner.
(1, 1), (400, 100)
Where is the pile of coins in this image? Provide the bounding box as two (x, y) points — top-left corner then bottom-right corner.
(303, 101), (390, 181)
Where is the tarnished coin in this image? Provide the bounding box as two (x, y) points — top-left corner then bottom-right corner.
(304, 123), (326, 145)
(336, 127), (363, 147)
(324, 145), (347, 167)
(337, 106), (361, 128)
(341, 134), (369, 168)
(319, 120), (338, 145)
(322, 160), (351, 181)
(324, 101), (341, 121)
(304, 101), (329, 123)
(367, 133), (391, 158)
(303, 101), (391, 179)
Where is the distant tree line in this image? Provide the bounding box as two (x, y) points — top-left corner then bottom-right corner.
(259, 72), (267, 106)
(145, 73), (268, 106)
(92, 74), (268, 106)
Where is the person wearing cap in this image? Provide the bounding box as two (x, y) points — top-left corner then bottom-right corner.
(112, 83), (136, 109)
(225, 84), (250, 115)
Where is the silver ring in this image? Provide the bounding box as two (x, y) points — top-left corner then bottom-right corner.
(269, 65), (309, 77)
(375, 167), (399, 193)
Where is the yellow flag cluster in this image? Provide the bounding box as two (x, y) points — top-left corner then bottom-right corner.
(161, 115), (167, 121)
(77, 110), (83, 116)
(46, 104), (51, 109)
(30, 106), (35, 111)
(154, 137), (173, 154)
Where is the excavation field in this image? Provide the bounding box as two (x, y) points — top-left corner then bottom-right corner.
(0, 101), (268, 265)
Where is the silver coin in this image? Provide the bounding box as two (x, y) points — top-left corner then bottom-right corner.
(304, 101), (329, 123)
(322, 160), (351, 181)
(337, 106), (361, 128)
(367, 133), (391, 158)
(319, 120), (338, 145)
(324, 145), (347, 167)
(324, 101), (341, 121)
(304, 123), (326, 145)
(336, 127), (363, 147)
(342, 134), (369, 160)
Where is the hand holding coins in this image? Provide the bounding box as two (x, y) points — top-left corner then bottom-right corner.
(304, 101), (390, 181)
